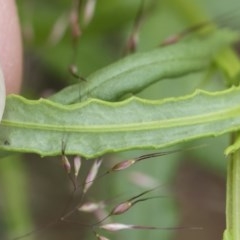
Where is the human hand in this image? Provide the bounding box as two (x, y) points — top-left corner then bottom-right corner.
(0, 0), (22, 94)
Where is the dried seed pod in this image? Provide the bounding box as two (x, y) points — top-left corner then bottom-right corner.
(83, 158), (102, 194)
(109, 186), (161, 216)
(99, 223), (202, 232)
(70, 1), (82, 40)
(93, 186), (161, 225)
(110, 159), (136, 172)
(78, 201), (105, 213)
(95, 146), (205, 183)
(111, 202), (132, 215)
(107, 147), (193, 174)
(62, 155), (71, 174)
(61, 140), (71, 174)
(73, 155), (82, 177)
(99, 223), (132, 232)
(48, 13), (68, 45)
(83, 0), (97, 26)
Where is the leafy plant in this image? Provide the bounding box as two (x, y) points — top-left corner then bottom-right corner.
(1, 0), (240, 240)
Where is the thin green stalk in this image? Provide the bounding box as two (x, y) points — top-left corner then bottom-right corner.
(224, 133), (240, 240)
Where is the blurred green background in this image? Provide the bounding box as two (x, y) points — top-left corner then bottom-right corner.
(0, 0), (240, 239)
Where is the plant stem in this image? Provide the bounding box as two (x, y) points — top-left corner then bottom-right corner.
(224, 133), (240, 240)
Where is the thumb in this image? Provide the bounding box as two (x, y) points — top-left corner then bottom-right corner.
(0, 0), (22, 94)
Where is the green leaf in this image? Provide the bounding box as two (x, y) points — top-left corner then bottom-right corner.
(0, 67), (5, 122)
(49, 30), (239, 104)
(1, 86), (240, 158)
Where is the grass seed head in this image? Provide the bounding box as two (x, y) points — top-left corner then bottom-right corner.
(110, 159), (136, 172)
(62, 155), (71, 174)
(83, 0), (97, 26)
(83, 158), (102, 194)
(111, 202), (132, 215)
(78, 201), (105, 213)
(99, 223), (132, 232)
(74, 155), (82, 177)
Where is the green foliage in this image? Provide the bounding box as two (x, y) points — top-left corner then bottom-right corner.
(1, 86), (240, 158)
(2, 1), (240, 240)
(1, 29), (239, 160)
(50, 30), (238, 104)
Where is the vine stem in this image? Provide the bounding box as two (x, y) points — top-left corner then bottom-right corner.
(224, 133), (240, 240)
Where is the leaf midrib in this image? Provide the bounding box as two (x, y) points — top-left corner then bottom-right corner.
(1, 106), (239, 133)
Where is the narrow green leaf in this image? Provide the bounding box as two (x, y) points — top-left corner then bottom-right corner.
(49, 30), (239, 104)
(1, 86), (240, 158)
